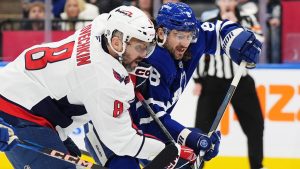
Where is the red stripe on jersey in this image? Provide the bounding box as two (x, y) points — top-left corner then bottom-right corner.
(144, 133), (160, 140)
(0, 96), (54, 129)
(131, 120), (139, 130)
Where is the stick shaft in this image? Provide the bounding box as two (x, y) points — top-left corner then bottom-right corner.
(208, 60), (246, 135)
(193, 60), (247, 169)
(135, 92), (176, 144)
(17, 139), (105, 169)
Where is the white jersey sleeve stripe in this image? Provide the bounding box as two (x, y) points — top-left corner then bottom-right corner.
(139, 111), (166, 125)
(214, 20), (222, 56)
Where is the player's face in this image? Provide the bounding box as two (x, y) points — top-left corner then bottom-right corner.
(165, 30), (193, 60)
(122, 39), (153, 71)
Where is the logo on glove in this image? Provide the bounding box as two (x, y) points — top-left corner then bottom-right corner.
(199, 140), (209, 149)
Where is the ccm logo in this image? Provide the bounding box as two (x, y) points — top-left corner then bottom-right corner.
(50, 150), (93, 168)
(134, 68), (151, 78)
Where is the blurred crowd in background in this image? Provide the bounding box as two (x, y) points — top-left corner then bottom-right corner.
(0, 0), (284, 63)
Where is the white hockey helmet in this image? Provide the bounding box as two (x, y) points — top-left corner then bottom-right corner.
(105, 5), (156, 57)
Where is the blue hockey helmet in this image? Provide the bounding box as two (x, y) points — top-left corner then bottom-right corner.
(156, 2), (198, 38)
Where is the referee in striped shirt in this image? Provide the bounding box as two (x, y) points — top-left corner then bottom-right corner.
(193, 1), (265, 169)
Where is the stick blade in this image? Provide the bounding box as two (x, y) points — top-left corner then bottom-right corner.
(144, 143), (179, 169)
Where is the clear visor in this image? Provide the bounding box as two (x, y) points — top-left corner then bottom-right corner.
(174, 30), (198, 43)
(164, 28), (198, 43)
(127, 40), (156, 58)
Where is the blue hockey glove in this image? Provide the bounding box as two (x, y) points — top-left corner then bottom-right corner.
(186, 132), (211, 153)
(185, 130), (221, 161)
(63, 137), (81, 157)
(230, 30), (262, 68)
(0, 117), (18, 151)
(203, 131), (221, 161)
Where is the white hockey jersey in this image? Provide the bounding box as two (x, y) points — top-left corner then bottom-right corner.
(0, 15), (164, 160)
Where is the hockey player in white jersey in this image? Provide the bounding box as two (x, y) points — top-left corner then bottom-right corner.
(0, 5), (182, 169)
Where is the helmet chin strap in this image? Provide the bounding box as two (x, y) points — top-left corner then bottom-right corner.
(108, 39), (134, 72)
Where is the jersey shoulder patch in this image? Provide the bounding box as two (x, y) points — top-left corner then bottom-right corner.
(113, 69), (130, 84)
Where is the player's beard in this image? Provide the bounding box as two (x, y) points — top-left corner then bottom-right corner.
(165, 43), (187, 60)
(119, 46), (134, 72)
(121, 56), (134, 72)
(124, 63), (134, 72)
(122, 45), (145, 72)
(122, 53), (140, 72)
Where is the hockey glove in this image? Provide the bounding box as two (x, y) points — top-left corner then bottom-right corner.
(184, 130), (221, 161)
(179, 145), (196, 162)
(0, 117), (18, 151)
(175, 145), (197, 168)
(229, 30), (262, 68)
(165, 143), (196, 169)
(203, 131), (221, 161)
(63, 137), (81, 157)
(129, 61), (152, 91)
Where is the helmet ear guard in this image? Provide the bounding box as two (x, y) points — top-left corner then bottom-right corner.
(105, 29), (127, 57)
(156, 27), (169, 47)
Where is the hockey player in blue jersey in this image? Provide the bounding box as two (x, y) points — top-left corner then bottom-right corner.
(133, 0), (262, 162)
(130, 1), (262, 166)
(83, 2), (262, 169)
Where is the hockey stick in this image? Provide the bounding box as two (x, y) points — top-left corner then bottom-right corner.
(135, 91), (176, 144)
(17, 139), (107, 169)
(15, 124), (181, 169)
(136, 92), (192, 169)
(192, 60), (247, 169)
(84, 121), (180, 169)
(144, 142), (179, 169)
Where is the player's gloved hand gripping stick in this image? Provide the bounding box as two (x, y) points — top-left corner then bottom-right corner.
(136, 91), (202, 169)
(133, 63), (222, 168)
(192, 60), (247, 169)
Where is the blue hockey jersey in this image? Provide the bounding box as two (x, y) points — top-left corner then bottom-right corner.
(129, 20), (245, 144)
